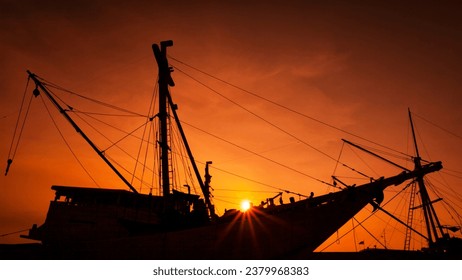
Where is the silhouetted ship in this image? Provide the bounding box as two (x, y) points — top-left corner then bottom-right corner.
(12, 41), (461, 259)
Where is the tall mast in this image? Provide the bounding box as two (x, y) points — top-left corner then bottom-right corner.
(152, 41), (215, 217)
(152, 41), (175, 197)
(408, 109), (445, 247)
(27, 71), (139, 194)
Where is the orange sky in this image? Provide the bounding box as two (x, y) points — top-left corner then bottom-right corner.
(1, 0), (462, 252)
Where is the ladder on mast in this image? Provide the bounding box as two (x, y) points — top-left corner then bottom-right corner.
(404, 182), (417, 250)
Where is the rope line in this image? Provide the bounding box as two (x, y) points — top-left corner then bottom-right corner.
(5, 78), (34, 175)
(319, 182), (415, 251)
(7, 77), (30, 159)
(169, 56), (410, 158)
(412, 111), (462, 141)
(37, 75), (146, 117)
(181, 119), (333, 187)
(175, 65), (371, 182)
(0, 228), (29, 238)
(39, 95), (100, 187)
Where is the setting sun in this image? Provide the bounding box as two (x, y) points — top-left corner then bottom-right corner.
(240, 200), (251, 212)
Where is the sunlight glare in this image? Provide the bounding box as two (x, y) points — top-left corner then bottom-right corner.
(241, 200), (251, 212)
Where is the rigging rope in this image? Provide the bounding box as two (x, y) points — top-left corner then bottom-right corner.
(104, 153), (153, 190)
(169, 56), (411, 158)
(352, 219), (358, 252)
(319, 181), (417, 252)
(39, 76), (165, 193)
(196, 159), (309, 197)
(25, 69), (391, 196)
(101, 120), (152, 153)
(38, 81), (161, 191)
(171, 119), (198, 193)
(345, 144), (381, 178)
(173, 65), (377, 182)
(38, 94), (100, 187)
(136, 120), (154, 192)
(37, 75), (147, 117)
(72, 111), (158, 181)
(412, 111), (462, 141)
(132, 82), (159, 191)
(331, 141), (345, 180)
(73, 110), (150, 145)
(425, 177), (462, 226)
(181, 119), (333, 188)
(0, 228), (29, 238)
(8, 73), (316, 198)
(5, 77), (32, 176)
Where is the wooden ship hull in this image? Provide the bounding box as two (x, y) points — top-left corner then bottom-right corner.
(19, 186), (395, 259)
(22, 162), (441, 259)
